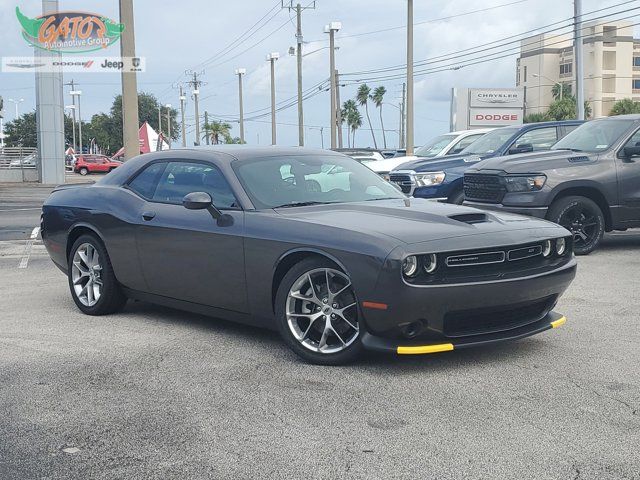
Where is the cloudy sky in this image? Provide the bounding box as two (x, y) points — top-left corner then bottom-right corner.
(0, 0), (636, 149)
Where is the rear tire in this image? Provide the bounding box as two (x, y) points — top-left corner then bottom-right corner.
(275, 257), (363, 365)
(68, 234), (127, 315)
(547, 195), (605, 255)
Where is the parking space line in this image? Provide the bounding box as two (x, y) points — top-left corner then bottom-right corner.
(18, 227), (41, 269)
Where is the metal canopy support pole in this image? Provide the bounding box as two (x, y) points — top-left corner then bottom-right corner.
(120, 0), (139, 160)
(406, 0), (414, 156)
(574, 0), (585, 120)
(36, 0), (65, 184)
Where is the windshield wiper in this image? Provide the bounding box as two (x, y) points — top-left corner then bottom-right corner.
(273, 201), (333, 209)
(557, 147), (583, 152)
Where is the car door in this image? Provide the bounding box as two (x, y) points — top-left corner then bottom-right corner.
(99, 157), (111, 172)
(617, 129), (640, 224)
(507, 126), (559, 154)
(128, 159), (248, 313)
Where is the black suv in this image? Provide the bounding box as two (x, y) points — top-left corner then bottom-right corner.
(464, 115), (640, 254)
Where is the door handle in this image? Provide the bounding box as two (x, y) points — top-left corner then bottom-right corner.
(142, 211), (156, 221)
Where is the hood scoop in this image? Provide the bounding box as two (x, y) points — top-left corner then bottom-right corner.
(568, 155), (590, 163)
(448, 212), (488, 224)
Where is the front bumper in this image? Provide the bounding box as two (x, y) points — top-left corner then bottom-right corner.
(463, 201), (549, 219)
(362, 311), (566, 354)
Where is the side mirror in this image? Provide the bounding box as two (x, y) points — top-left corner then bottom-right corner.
(183, 191), (212, 210)
(182, 191), (233, 226)
(623, 146), (640, 158)
(509, 143), (534, 155)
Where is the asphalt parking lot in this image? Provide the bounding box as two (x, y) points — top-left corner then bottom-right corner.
(1, 182), (639, 479)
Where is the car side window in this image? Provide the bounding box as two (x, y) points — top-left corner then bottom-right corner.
(128, 162), (167, 199)
(514, 127), (558, 151)
(152, 161), (238, 209)
(620, 129), (640, 153)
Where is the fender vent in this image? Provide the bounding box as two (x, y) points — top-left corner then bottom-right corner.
(448, 213), (488, 224)
(568, 156), (590, 163)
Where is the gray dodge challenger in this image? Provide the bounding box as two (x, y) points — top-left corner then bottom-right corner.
(41, 147), (576, 364)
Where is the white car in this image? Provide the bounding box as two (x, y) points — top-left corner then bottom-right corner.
(371, 129), (493, 177)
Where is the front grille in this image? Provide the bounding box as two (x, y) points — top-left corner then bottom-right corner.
(464, 173), (506, 203)
(443, 296), (556, 338)
(389, 173), (414, 194)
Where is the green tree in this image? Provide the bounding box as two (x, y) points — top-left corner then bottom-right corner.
(347, 109), (363, 147)
(609, 98), (640, 116)
(551, 83), (572, 101)
(523, 112), (550, 123)
(202, 120), (232, 145)
(341, 100), (358, 147)
(546, 95), (592, 121)
(356, 84), (377, 149)
(4, 111), (38, 147)
(109, 92), (179, 145)
(371, 86), (387, 149)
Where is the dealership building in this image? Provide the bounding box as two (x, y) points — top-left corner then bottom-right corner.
(516, 19), (640, 118)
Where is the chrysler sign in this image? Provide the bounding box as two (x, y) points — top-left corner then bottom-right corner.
(470, 89), (523, 108)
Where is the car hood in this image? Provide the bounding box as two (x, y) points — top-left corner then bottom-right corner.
(274, 198), (562, 245)
(393, 153), (485, 173)
(370, 156), (418, 173)
(468, 149), (597, 174)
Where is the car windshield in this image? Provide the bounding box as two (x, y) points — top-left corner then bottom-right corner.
(233, 154), (406, 209)
(552, 119), (636, 153)
(414, 134), (457, 157)
(460, 127), (520, 155)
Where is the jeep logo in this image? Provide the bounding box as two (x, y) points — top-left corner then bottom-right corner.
(100, 59), (124, 69)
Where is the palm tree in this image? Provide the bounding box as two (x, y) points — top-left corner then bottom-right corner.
(203, 120), (232, 144)
(348, 109), (363, 147)
(356, 84), (377, 149)
(551, 83), (572, 101)
(342, 100), (357, 147)
(371, 86), (387, 149)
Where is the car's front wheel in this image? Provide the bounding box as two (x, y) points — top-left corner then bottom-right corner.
(275, 258), (363, 365)
(547, 195), (605, 255)
(68, 234), (127, 315)
(79, 167), (89, 176)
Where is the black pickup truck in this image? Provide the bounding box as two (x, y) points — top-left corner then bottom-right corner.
(464, 115), (640, 254)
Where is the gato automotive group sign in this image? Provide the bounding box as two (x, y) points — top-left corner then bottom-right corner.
(15, 7), (124, 53)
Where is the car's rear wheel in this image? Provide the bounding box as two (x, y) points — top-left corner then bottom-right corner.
(275, 258), (363, 365)
(547, 195), (604, 255)
(68, 234), (127, 315)
(79, 167), (89, 176)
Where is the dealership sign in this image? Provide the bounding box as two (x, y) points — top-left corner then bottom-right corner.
(15, 7), (124, 53)
(451, 88), (524, 130)
(469, 109), (522, 126)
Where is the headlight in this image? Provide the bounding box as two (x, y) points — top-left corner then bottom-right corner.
(402, 256), (419, 277)
(504, 175), (546, 192)
(423, 254), (437, 273)
(414, 172), (445, 187)
(556, 238), (566, 255)
(542, 240), (552, 257)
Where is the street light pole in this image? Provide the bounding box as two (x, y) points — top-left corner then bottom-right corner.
(179, 85), (186, 147)
(296, 4), (304, 146)
(65, 105), (76, 152)
(70, 90), (83, 154)
(406, 0), (414, 156)
(266, 52), (279, 145)
(325, 22), (341, 149)
(574, 0), (585, 120)
(235, 68), (246, 143)
(7, 98), (24, 119)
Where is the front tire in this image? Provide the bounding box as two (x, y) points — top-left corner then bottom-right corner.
(547, 195), (605, 255)
(68, 234), (127, 315)
(275, 258), (363, 365)
(79, 167), (89, 176)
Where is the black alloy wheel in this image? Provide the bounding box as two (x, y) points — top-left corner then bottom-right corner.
(547, 196), (605, 255)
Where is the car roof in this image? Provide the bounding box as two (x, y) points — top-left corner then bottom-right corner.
(172, 145), (344, 161)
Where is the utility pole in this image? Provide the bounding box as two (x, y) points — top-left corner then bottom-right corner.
(283, 1), (315, 146)
(64, 80), (77, 152)
(400, 82), (406, 149)
(335, 69), (343, 148)
(157, 106), (162, 137)
(267, 52), (279, 145)
(235, 68), (246, 143)
(179, 85), (186, 147)
(187, 71), (203, 146)
(204, 111), (210, 145)
(166, 104), (171, 148)
(574, 0), (585, 120)
(119, 0), (139, 161)
(406, 0), (414, 156)
(325, 22), (341, 149)
(70, 89), (83, 154)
